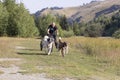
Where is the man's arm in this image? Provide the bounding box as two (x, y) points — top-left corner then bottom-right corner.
(56, 28), (59, 35)
(47, 25), (50, 34)
(47, 29), (50, 34)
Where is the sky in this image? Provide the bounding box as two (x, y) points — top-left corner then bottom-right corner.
(20, 0), (93, 13)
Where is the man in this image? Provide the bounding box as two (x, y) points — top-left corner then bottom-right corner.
(47, 22), (58, 48)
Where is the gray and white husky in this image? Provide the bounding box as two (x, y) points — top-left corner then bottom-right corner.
(40, 35), (54, 55)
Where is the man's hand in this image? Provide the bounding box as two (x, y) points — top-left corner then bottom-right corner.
(47, 29), (50, 34)
(57, 32), (59, 36)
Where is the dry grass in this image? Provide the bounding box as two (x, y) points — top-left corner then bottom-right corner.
(0, 37), (19, 58)
(0, 37), (120, 79)
(64, 37), (120, 65)
(0, 37), (25, 67)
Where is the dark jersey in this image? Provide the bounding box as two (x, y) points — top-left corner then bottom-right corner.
(48, 25), (57, 35)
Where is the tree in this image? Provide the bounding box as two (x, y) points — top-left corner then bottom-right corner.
(59, 15), (69, 31)
(36, 15), (56, 37)
(73, 21), (86, 36)
(112, 29), (120, 39)
(0, 2), (8, 36)
(3, 0), (20, 36)
(3, 0), (39, 37)
(103, 11), (120, 36)
(84, 23), (103, 37)
(73, 22), (80, 36)
(13, 3), (39, 37)
(36, 14), (63, 37)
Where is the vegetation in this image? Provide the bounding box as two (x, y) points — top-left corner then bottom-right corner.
(0, 37), (120, 79)
(0, 2), (8, 36)
(0, 0), (39, 37)
(35, 14), (62, 37)
(59, 15), (69, 31)
(0, 0), (72, 38)
(71, 11), (120, 38)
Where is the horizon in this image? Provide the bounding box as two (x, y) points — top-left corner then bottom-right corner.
(21, 0), (95, 13)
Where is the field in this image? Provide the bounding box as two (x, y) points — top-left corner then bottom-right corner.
(0, 37), (120, 80)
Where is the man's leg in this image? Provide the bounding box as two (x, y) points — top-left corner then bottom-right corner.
(53, 35), (58, 49)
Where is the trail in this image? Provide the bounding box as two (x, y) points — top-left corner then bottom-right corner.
(0, 65), (52, 80)
(0, 58), (52, 80)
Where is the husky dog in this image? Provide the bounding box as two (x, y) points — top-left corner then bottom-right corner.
(58, 37), (68, 57)
(40, 35), (54, 55)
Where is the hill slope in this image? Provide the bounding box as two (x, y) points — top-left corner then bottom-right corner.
(35, 0), (120, 22)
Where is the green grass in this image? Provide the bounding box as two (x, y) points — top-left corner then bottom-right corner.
(0, 37), (120, 80)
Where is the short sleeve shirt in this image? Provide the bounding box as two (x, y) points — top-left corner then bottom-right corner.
(48, 25), (57, 35)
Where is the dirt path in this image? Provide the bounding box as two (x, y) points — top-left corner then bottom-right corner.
(0, 58), (52, 80)
(0, 65), (52, 80)
(0, 58), (21, 62)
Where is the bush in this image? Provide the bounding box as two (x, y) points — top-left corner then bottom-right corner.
(112, 29), (120, 39)
(84, 23), (103, 37)
(61, 30), (74, 37)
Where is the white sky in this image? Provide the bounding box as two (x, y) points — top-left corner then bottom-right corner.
(20, 0), (94, 13)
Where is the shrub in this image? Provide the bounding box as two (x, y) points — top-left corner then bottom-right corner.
(112, 29), (120, 39)
(61, 30), (74, 37)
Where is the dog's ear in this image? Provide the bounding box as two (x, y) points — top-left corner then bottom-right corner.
(63, 42), (67, 46)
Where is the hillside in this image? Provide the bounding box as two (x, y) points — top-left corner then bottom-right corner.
(34, 0), (120, 22)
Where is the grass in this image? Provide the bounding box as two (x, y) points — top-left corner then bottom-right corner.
(0, 37), (21, 58)
(0, 37), (120, 80)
